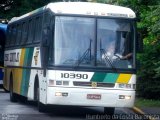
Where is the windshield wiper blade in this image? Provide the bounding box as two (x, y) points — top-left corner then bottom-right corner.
(74, 39), (92, 68)
(100, 39), (117, 72)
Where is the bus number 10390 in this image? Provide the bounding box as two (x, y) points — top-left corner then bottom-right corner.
(61, 73), (88, 79)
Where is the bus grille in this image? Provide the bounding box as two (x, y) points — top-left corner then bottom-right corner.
(73, 82), (115, 88)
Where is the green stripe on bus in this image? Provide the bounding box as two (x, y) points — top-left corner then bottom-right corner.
(21, 48), (34, 96)
(91, 72), (119, 83)
(23, 48), (34, 66)
(103, 73), (119, 83)
(91, 73), (106, 82)
(21, 69), (31, 96)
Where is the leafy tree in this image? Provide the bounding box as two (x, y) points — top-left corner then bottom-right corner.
(0, 0), (56, 20)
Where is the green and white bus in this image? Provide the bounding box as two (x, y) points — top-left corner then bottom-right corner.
(3, 2), (140, 114)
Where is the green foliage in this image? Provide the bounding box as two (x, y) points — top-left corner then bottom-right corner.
(137, 40), (160, 99)
(136, 2), (160, 99)
(135, 98), (160, 107)
(0, 0), (57, 20)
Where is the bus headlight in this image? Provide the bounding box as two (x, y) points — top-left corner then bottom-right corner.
(119, 84), (125, 88)
(63, 81), (69, 86)
(56, 80), (69, 86)
(48, 80), (69, 86)
(126, 84), (132, 89)
(118, 84), (132, 89)
(49, 79), (55, 86)
(133, 84), (136, 89)
(56, 81), (62, 85)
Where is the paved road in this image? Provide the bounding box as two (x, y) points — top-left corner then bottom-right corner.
(0, 88), (145, 120)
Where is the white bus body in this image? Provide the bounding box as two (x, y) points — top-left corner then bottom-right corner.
(4, 2), (137, 114)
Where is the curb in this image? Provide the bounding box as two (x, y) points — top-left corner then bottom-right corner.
(131, 107), (155, 120)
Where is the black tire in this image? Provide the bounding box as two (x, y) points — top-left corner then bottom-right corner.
(38, 101), (46, 112)
(9, 75), (17, 102)
(19, 96), (27, 103)
(104, 107), (115, 116)
(3, 86), (9, 92)
(34, 79), (46, 112)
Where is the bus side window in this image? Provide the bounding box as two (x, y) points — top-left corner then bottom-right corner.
(5, 27), (11, 47)
(10, 26), (16, 46)
(6, 27), (12, 47)
(16, 24), (22, 46)
(42, 13), (51, 46)
(27, 19), (35, 44)
(0, 29), (5, 65)
(48, 16), (55, 65)
(21, 22), (28, 45)
(34, 17), (42, 43)
(9, 27), (13, 46)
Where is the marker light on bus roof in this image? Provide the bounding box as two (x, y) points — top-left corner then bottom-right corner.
(101, 12), (105, 16)
(94, 12), (98, 15)
(86, 11), (91, 15)
(57, 10), (62, 13)
(129, 14), (134, 18)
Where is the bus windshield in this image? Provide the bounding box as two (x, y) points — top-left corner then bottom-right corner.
(53, 16), (135, 69)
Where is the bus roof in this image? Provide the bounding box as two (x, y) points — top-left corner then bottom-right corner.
(47, 2), (136, 18)
(9, 2), (136, 23)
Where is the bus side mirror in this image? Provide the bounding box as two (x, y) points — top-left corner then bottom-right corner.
(136, 33), (143, 53)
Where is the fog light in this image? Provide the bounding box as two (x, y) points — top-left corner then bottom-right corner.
(125, 95), (131, 100)
(119, 95), (131, 100)
(55, 92), (62, 96)
(55, 92), (68, 97)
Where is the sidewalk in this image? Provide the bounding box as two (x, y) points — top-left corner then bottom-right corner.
(140, 107), (160, 115)
(132, 107), (160, 120)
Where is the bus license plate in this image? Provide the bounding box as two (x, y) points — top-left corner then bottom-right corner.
(87, 94), (101, 100)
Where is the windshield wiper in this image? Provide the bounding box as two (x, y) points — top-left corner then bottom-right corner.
(74, 39), (92, 68)
(100, 39), (117, 72)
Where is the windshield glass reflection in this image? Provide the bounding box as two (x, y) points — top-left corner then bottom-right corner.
(53, 16), (135, 69)
(97, 19), (134, 69)
(54, 16), (95, 66)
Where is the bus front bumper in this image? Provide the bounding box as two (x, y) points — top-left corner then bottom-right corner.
(46, 87), (135, 108)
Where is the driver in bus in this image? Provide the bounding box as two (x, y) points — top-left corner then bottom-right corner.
(102, 41), (132, 61)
